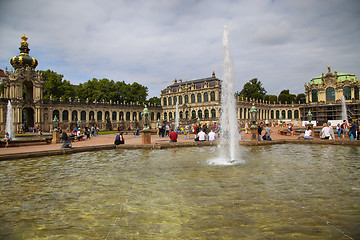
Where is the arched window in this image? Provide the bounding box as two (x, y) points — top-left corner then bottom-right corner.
(126, 112), (130, 121)
(89, 111), (94, 121)
(197, 93), (202, 103)
(169, 112), (173, 120)
(294, 110), (299, 119)
(179, 96), (183, 104)
(151, 112), (154, 121)
(173, 96), (177, 105)
(276, 110), (280, 119)
(81, 110), (86, 121)
(287, 110), (292, 119)
(164, 112), (167, 121)
(163, 98), (167, 106)
(72, 110), (78, 121)
(191, 94), (195, 103)
(112, 111), (117, 121)
(211, 109), (216, 118)
(281, 110), (286, 119)
(119, 111), (124, 120)
(156, 112), (160, 121)
(184, 95), (189, 104)
(312, 89), (318, 102)
(105, 111), (110, 120)
(343, 86), (351, 100)
(191, 110), (196, 119)
(355, 86), (359, 100)
(53, 110), (59, 121)
(168, 97), (172, 106)
(204, 92), (209, 102)
(204, 109), (209, 119)
(198, 110), (202, 119)
(210, 91), (216, 101)
(185, 111), (189, 119)
(139, 112), (142, 121)
(97, 111), (102, 121)
(63, 110), (69, 121)
(132, 112), (137, 121)
(271, 110), (274, 119)
(179, 111), (183, 119)
(326, 87), (335, 101)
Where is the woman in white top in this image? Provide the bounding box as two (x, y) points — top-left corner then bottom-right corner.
(304, 126), (314, 139)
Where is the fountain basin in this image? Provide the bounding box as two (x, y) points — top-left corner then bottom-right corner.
(0, 145), (359, 239)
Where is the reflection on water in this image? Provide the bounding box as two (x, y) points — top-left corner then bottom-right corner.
(0, 145), (359, 239)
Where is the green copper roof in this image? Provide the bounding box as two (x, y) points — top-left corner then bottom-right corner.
(309, 72), (359, 85)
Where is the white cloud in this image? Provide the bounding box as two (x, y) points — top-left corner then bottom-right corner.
(0, 0), (359, 97)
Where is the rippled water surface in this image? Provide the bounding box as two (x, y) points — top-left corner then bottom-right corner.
(0, 145), (359, 239)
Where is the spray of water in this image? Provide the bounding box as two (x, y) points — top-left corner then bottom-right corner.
(216, 25), (241, 163)
(6, 100), (15, 139)
(341, 96), (348, 122)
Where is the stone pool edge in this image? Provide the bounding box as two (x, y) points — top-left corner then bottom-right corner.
(0, 140), (359, 161)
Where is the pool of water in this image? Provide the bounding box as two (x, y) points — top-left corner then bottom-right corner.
(0, 145), (359, 239)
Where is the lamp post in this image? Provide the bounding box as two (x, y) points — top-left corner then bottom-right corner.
(306, 110), (313, 129)
(249, 103), (258, 141)
(52, 115), (60, 144)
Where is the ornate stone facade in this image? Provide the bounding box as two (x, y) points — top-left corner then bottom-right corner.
(0, 36), (162, 133)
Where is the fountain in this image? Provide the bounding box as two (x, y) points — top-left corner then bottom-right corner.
(341, 95), (348, 122)
(0, 145), (358, 239)
(175, 102), (179, 129)
(5, 100), (15, 139)
(216, 25), (241, 164)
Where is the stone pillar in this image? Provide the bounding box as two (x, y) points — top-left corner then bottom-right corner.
(250, 125), (257, 141)
(141, 130), (152, 144)
(52, 130), (60, 144)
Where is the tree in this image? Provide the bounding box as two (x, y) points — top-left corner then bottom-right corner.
(147, 96), (161, 106)
(264, 95), (277, 103)
(296, 93), (306, 104)
(42, 70), (76, 102)
(278, 89), (296, 103)
(239, 78), (267, 100)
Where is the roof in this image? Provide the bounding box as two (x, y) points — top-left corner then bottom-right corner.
(310, 72), (359, 85)
(0, 69), (6, 77)
(161, 76), (221, 94)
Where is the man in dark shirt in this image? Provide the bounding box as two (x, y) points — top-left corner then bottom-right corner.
(348, 120), (357, 141)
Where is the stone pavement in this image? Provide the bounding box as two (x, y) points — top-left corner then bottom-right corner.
(0, 127), (358, 161)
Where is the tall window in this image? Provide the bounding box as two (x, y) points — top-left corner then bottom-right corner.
(326, 87), (335, 101)
(169, 112), (173, 120)
(204, 109), (209, 119)
(312, 89), (318, 102)
(210, 91), (216, 101)
(63, 110), (69, 121)
(179, 96), (183, 104)
(105, 111), (110, 120)
(53, 110), (59, 121)
(197, 93), (202, 103)
(163, 98), (167, 106)
(204, 92), (209, 102)
(276, 110), (280, 119)
(164, 112), (167, 121)
(355, 86), (359, 100)
(184, 95), (189, 104)
(343, 86), (351, 100)
(168, 97), (172, 106)
(281, 110), (286, 119)
(89, 111), (94, 121)
(132, 112), (137, 121)
(97, 111), (102, 121)
(72, 111), (78, 121)
(112, 111), (117, 121)
(294, 110), (299, 119)
(157, 113), (160, 121)
(211, 109), (216, 118)
(151, 112), (154, 121)
(179, 111), (183, 119)
(287, 110), (292, 119)
(197, 110), (202, 119)
(191, 110), (196, 119)
(126, 112), (130, 121)
(191, 94), (195, 103)
(81, 111), (86, 121)
(185, 111), (189, 119)
(173, 96), (177, 105)
(119, 112), (124, 120)
(271, 110), (274, 119)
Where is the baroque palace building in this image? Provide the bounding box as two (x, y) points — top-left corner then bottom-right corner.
(1, 36), (360, 133)
(0, 36), (162, 133)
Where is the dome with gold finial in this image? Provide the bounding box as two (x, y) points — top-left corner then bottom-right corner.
(10, 35), (38, 69)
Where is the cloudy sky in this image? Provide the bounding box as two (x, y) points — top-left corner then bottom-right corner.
(1, 0), (359, 97)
